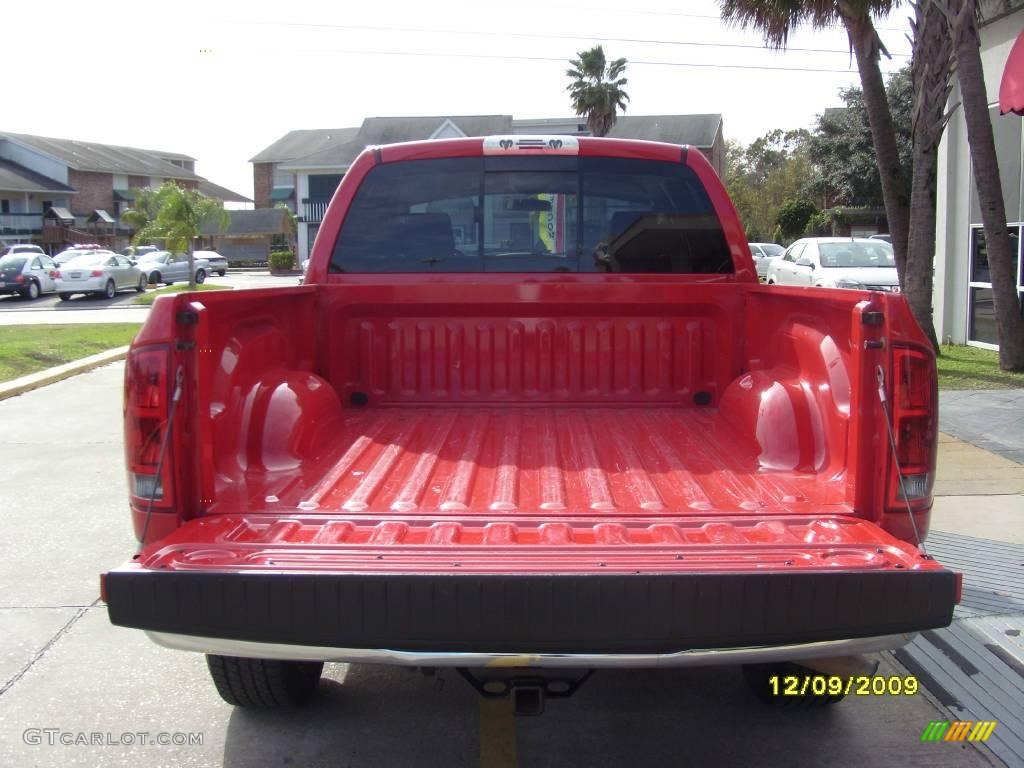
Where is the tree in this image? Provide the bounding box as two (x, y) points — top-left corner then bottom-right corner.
(131, 183), (229, 290)
(719, 0), (911, 285)
(119, 187), (162, 240)
(566, 45), (629, 137)
(776, 198), (820, 240)
(808, 67), (913, 210)
(903, 0), (955, 351)
(724, 129), (817, 241)
(941, 0), (1024, 370)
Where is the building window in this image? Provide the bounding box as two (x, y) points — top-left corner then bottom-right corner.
(0, 200), (9, 213)
(968, 225), (1024, 346)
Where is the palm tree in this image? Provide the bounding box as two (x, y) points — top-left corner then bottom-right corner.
(119, 187), (161, 243)
(566, 45), (629, 137)
(720, 1), (921, 336)
(134, 183), (229, 290)
(905, 0), (955, 351)
(941, 0), (1024, 370)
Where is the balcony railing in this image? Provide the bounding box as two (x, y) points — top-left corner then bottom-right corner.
(0, 213), (43, 235)
(300, 199), (330, 224)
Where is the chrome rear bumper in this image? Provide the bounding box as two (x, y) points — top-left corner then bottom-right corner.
(147, 631), (914, 668)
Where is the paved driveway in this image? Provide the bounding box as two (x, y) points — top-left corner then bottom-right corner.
(0, 272), (298, 325)
(0, 364), (1002, 768)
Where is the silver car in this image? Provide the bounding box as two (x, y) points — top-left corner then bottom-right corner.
(137, 251), (210, 286)
(55, 252), (146, 300)
(748, 242), (785, 280)
(0, 252), (59, 300)
(193, 250), (228, 277)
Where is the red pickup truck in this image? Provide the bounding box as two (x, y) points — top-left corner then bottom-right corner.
(104, 135), (957, 713)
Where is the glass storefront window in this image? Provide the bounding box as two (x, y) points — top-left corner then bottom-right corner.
(970, 226), (1021, 284)
(969, 286), (998, 345)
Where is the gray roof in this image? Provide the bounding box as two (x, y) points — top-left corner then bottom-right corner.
(88, 209), (115, 224)
(0, 132), (202, 180)
(201, 208), (290, 237)
(250, 128), (360, 164)
(0, 157), (75, 194)
(197, 178), (252, 204)
(44, 207), (73, 221)
(605, 115), (722, 148)
(265, 116), (514, 169)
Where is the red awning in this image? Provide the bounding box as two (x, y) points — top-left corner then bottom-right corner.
(1000, 29), (1024, 115)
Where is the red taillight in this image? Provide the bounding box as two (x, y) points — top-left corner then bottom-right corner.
(887, 345), (937, 510)
(15, 274), (24, 283)
(124, 347), (174, 524)
(53, 270), (61, 278)
(91, 269), (104, 277)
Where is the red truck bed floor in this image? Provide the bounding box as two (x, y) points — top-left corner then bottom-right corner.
(258, 406), (843, 517)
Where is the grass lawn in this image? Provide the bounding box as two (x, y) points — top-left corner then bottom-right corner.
(133, 283), (231, 306)
(937, 344), (1024, 390)
(0, 324), (142, 383)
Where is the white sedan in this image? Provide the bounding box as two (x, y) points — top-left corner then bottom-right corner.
(765, 237), (900, 292)
(55, 252), (147, 300)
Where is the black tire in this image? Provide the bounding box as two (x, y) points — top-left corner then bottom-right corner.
(149, 271), (161, 285)
(58, 292), (72, 301)
(195, 269), (206, 284)
(22, 280), (40, 300)
(206, 655), (324, 708)
(742, 662), (848, 707)
(103, 280), (115, 299)
(217, 270), (226, 276)
(136, 274), (147, 293)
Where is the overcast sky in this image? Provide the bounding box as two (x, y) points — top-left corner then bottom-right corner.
(4, 0), (912, 200)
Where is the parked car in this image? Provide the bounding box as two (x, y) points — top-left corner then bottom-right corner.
(766, 237), (900, 291)
(106, 135), (953, 714)
(137, 251), (210, 286)
(748, 242), (785, 280)
(121, 245), (160, 260)
(55, 251), (146, 300)
(1, 244), (46, 258)
(0, 252), (59, 299)
(868, 233), (892, 243)
(193, 250), (228, 276)
(54, 247), (106, 266)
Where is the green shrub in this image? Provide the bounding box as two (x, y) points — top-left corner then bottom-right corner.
(268, 251), (295, 271)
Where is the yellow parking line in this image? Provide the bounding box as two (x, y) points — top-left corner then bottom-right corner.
(479, 697), (519, 768)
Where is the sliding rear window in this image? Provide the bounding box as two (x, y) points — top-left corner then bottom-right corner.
(330, 156), (733, 274)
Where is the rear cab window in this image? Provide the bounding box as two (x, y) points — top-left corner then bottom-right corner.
(331, 156), (734, 274)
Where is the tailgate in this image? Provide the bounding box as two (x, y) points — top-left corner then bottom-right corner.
(105, 513), (957, 654)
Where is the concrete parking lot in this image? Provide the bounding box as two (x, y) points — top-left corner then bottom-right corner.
(0, 363), (1004, 767)
(0, 270), (296, 317)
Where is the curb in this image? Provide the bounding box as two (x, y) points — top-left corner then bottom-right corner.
(0, 346), (130, 401)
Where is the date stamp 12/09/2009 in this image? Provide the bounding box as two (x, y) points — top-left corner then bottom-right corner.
(769, 674), (919, 697)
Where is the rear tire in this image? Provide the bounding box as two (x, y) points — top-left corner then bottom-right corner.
(217, 270), (226, 276)
(206, 655), (324, 708)
(136, 275), (146, 292)
(103, 280), (115, 299)
(742, 662), (848, 707)
(195, 269), (206, 284)
(149, 271), (161, 285)
(22, 280), (40, 300)
(58, 293), (72, 301)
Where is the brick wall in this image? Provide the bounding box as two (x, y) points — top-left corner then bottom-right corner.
(253, 162), (274, 208)
(68, 170), (113, 216)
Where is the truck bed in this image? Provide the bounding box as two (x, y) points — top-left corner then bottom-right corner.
(254, 406), (842, 517)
